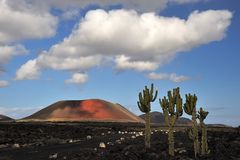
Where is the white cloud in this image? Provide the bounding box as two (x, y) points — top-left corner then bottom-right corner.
(0, 80), (9, 87)
(5, 0), (204, 13)
(16, 9), (232, 80)
(65, 73), (88, 84)
(61, 9), (79, 20)
(146, 72), (190, 82)
(0, 44), (28, 65)
(169, 0), (201, 4)
(115, 55), (158, 71)
(37, 54), (103, 71)
(0, 0), (58, 44)
(15, 60), (41, 80)
(0, 0), (58, 72)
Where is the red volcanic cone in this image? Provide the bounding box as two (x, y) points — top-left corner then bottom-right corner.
(22, 99), (144, 123)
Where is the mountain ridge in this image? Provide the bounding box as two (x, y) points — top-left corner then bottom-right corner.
(139, 111), (192, 125)
(0, 114), (14, 122)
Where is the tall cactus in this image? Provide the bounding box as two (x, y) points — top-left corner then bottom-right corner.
(159, 87), (183, 156)
(198, 107), (209, 155)
(137, 83), (158, 149)
(183, 94), (200, 158)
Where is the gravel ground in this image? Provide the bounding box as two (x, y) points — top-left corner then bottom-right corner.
(0, 122), (239, 160)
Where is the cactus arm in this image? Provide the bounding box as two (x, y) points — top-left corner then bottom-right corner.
(139, 92), (144, 105)
(176, 97), (183, 117)
(143, 90), (147, 102)
(137, 101), (145, 112)
(145, 85), (148, 90)
(163, 108), (170, 126)
(152, 90), (158, 102)
(150, 83), (154, 100)
(149, 83), (157, 102)
(159, 98), (170, 126)
(183, 94), (193, 115)
(137, 101), (141, 110)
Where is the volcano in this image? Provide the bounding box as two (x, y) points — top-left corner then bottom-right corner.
(23, 99), (144, 123)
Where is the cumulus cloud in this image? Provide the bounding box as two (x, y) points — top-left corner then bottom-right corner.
(115, 55), (158, 71)
(0, 0), (58, 73)
(16, 9), (232, 81)
(15, 60), (41, 80)
(5, 0), (204, 13)
(169, 0), (201, 4)
(65, 73), (88, 84)
(37, 54), (103, 71)
(0, 44), (28, 65)
(0, 80), (9, 87)
(146, 72), (189, 82)
(0, 0), (58, 44)
(61, 9), (79, 20)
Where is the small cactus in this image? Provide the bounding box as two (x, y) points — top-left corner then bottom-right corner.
(184, 94), (200, 158)
(198, 107), (209, 155)
(137, 83), (158, 149)
(159, 87), (183, 156)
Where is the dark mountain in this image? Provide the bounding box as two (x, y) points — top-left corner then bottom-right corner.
(207, 124), (232, 127)
(0, 114), (14, 122)
(22, 99), (144, 123)
(139, 111), (191, 125)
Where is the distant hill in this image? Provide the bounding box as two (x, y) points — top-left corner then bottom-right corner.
(22, 99), (144, 123)
(0, 114), (14, 122)
(207, 124), (232, 128)
(139, 111), (191, 126)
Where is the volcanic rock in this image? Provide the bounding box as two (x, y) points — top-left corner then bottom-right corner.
(99, 142), (106, 148)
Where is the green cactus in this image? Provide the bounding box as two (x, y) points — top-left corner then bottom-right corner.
(159, 87), (183, 156)
(137, 83), (158, 149)
(183, 94), (200, 158)
(198, 107), (209, 155)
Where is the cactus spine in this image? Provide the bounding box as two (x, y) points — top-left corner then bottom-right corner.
(159, 87), (183, 156)
(198, 107), (209, 155)
(137, 83), (158, 149)
(184, 94), (200, 158)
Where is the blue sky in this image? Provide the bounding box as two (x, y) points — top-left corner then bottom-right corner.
(0, 0), (239, 126)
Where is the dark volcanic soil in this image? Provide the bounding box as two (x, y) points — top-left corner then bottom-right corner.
(0, 122), (239, 160)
